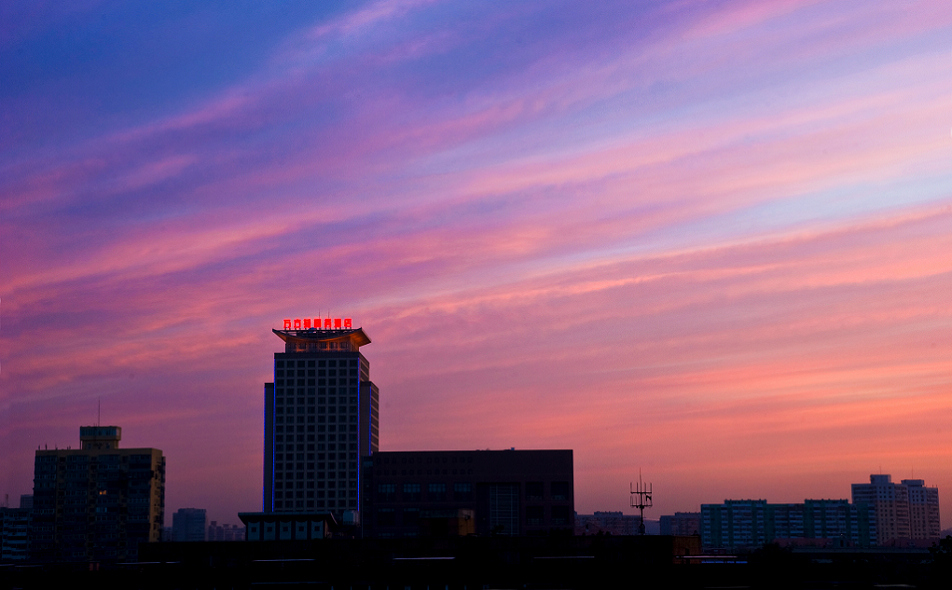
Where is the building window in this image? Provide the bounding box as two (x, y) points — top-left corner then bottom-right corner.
(403, 483), (421, 502)
(526, 482), (544, 501)
(454, 483), (473, 501)
(403, 508), (420, 526)
(428, 483), (446, 502)
(378, 483), (396, 502)
(526, 506), (544, 525)
(378, 509), (396, 526)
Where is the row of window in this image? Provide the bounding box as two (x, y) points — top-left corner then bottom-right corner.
(276, 432), (353, 441)
(274, 468), (357, 480)
(275, 416), (358, 425)
(276, 368), (358, 378)
(276, 378), (360, 388)
(274, 499), (353, 510)
(275, 424), (358, 434)
(374, 481), (570, 501)
(276, 396), (357, 405)
(377, 482), (471, 502)
(377, 455), (475, 465)
(275, 388), (361, 398)
(274, 450), (353, 459)
(374, 506), (572, 527)
(276, 479), (355, 489)
(276, 359), (358, 368)
(275, 406), (357, 415)
(376, 468), (475, 477)
(278, 490), (357, 499)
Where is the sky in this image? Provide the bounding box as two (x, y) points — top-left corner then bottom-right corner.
(2, 0), (951, 528)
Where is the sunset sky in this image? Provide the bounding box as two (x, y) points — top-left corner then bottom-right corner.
(2, 1), (951, 527)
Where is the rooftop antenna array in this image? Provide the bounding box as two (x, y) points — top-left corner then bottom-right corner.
(630, 470), (653, 535)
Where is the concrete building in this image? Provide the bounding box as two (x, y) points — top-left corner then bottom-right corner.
(701, 499), (875, 550)
(263, 319), (379, 522)
(576, 511), (643, 536)
(362, 449), (574, 538)
(208, 521), (245, 541)
(30, 426), (165, 562)
(659, 512), (700, 536)
(851, 474), (939, 544)
(172, 508), (207, 542)
(905, 479), (941, 541)
(0, 496), (32, 562)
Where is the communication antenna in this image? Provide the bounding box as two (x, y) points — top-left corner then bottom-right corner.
(97, 398), (101, 427)
(630, 470), (653, 535)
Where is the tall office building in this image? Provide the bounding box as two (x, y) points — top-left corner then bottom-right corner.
(263, 319), (379, 521)
(851, 474), (939, 544)
(30, 426), (165, 562)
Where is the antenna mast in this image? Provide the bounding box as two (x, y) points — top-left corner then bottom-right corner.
(630, 470), (653, 535)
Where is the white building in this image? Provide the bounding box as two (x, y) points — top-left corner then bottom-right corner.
(851, 474), (939, 544)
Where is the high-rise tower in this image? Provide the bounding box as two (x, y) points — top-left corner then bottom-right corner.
(851, 474), (939, 544)
(263, 318), (379, 521)
(31, 426), (165, 562)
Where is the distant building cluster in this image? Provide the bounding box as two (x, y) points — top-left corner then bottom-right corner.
(207, 520), (244, 542)
(696, 475), (939, 551)
(659, 512), (700, 536)
(575, 511), (643, 536)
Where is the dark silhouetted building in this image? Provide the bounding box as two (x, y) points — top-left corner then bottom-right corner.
(362, 449), (573, 537)
(576, 511), (642, 535)
(30, 426), (165, 562)
(263, 320), (379, 523)
(239, 512), (336, 540)
(1, 495), (32, 562)
(659, 512), (700, 536)
(172, 508), (206, 542)
(208, 520), (244, 541)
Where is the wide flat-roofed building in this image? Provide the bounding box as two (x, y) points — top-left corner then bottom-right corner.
(362, 449), (574, 537)
(30, 426), (165, 562)
(263, 319), (379, 522)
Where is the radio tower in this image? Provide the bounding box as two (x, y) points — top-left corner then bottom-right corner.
(630, 470), (653, 535)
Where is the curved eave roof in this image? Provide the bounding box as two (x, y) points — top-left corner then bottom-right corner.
(272, 327), (371, 349)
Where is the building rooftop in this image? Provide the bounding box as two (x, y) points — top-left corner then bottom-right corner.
(273, 327), (371, 352)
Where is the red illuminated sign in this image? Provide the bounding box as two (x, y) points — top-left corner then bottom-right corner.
(283, 317), (353, 330)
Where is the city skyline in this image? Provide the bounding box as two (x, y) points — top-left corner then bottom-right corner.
(2, 1), (951, 527)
